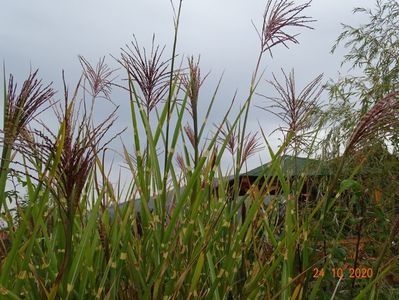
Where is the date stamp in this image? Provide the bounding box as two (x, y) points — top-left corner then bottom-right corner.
(313, 267), (373, 279)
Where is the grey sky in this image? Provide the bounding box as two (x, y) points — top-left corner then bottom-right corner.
(1, 1), (374, 78)
(0, 0), (376, 179)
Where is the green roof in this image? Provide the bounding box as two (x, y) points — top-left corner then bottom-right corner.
(243, 155), (331, 177)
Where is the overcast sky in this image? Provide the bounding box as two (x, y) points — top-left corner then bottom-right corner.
(0, 0), (377, 181)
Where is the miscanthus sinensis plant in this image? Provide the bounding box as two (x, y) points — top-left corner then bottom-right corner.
(0, 0), (398, 299)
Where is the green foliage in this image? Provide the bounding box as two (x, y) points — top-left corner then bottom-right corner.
(0, 0), (398, 299)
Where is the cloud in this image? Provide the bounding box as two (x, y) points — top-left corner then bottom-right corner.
(0, 0), (377, 178)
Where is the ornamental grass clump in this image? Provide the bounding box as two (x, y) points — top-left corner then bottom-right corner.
(1, 0), (399, 299)
(0, 61), (119, 298)
(46, 80), (117, 293)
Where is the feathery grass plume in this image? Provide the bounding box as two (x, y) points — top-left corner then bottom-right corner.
(257, 69), (323, 154)
(0, 70), (55, 209)
(49, 73), (119, 212)
(3, 71), (55, 144)
(79, 55), (116, 101)
(184, 124), (196, 148)
(218, 121), (238, 155)
(181, 56), (208, 166)
(259, 0), (314, 57)
(241, 132), (263, 167)
(217, 121), (262, 167)
(180, 56), (207, 112)
(175, 152), (187, 173)
(55, 104), (116, 214)
(120, 35), (171, 113)
(344, 92), (399, 155)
